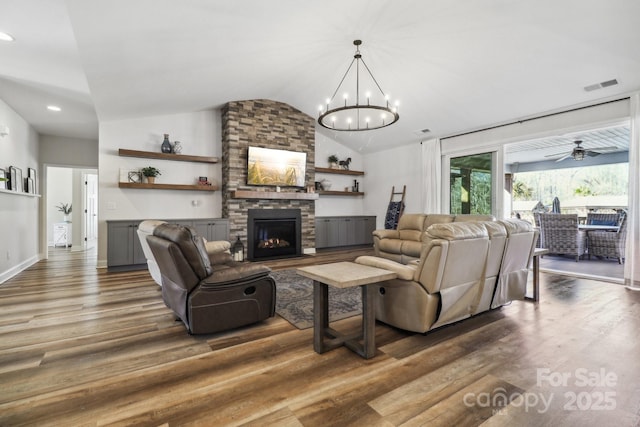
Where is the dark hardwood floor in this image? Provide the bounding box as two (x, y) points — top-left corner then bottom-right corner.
(1, 247), (639, 426)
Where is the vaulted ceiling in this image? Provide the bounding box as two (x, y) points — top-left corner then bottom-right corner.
(1, 0), (639, 154)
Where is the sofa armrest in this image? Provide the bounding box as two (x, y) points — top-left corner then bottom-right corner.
(355, 255), (417, 280)
(373, 229), (400, 240)
(202, 264), (271, 286)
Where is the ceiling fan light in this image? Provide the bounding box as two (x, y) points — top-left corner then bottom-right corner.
(572, 150), (585, 161)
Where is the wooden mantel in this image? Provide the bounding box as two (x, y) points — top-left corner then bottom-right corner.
(231, 190), (319, 200)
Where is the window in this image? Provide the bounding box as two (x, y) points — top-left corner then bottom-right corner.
(450, 152), (493, 215)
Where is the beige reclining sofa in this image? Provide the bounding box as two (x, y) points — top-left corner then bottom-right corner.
(356, 217), (536, 333)
(373, 213), (496, 264)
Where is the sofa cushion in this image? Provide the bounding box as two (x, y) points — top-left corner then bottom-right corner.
(401, 240), (423, 258)
(397, 214), (427, 231)
(426, 221), (489, 241)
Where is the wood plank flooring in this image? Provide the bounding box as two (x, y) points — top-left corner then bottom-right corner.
(1, 247), (640, 426)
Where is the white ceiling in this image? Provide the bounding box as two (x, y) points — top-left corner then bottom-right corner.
(1, 0), (639, 153)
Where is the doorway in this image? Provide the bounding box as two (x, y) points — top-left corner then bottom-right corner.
(46, 166), (98, 257)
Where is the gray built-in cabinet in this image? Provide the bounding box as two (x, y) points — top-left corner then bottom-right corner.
(315, 216), (376, 249)
(107, 218), (229, 269)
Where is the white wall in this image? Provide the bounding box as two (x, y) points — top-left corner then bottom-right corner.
(0, 99), (41, 283)
(363, 143), (423, 229)
(40, 134), (98, 167)
(97, 110), (222, 267)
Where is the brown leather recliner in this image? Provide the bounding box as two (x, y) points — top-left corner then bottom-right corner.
(146, 223), (276, 334)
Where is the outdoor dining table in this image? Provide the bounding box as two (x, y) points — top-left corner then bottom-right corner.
(578, 224), (620, 232)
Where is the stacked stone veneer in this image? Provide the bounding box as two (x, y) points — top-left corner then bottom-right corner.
(221, 99), (316, 250)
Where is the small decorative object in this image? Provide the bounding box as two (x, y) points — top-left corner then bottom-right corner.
(232, 236), (244, 262)
(0, 168), (6, 190)
(306, 185), (315, 193)
(352, 179), (359, 192)
(56, 202), (72, 222)
(339, 157), (352, 170)
(141, 166), (161, 184)
(172, 140), (182, 154)
(319, 179), (331, 191)
(161, 134), (172, 153)
(328, 154), (339, 169)
(197, 176), (211, 186)
(127, 171), (142, 183)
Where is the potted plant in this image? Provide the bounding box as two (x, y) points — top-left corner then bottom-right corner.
(56, 202), (72, 222)
(328, 154), (339, 169)
(141, 166), (161, 184)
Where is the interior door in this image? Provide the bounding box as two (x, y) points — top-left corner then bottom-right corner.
(84, 173), (98, 248)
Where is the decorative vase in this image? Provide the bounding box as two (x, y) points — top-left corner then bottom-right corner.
(172, 140), (182, 154)
(146, 176), (156, 184)
(161, 134), (172, 153)
(63, 215), (70, 222)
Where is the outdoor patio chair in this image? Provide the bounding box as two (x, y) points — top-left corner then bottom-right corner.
(586, 212), (620, 227)
(587, 212), (627, 264)
(538, 213), (587, 262)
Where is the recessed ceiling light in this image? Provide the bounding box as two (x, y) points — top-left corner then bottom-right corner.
(0, 32), (15, 42)
(47, 105), (62, 112)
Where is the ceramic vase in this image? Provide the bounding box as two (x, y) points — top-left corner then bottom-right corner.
(161, 134), (172, 153)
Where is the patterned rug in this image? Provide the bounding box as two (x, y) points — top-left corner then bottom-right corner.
(270, 269), (362, 330)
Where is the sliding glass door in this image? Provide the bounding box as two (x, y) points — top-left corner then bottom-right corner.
(449, 152), (493, 215)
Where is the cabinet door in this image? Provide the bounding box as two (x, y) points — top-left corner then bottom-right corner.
(210, 220), (229, 241)
(326, 218), (343, 247)
(362, 216), (375, 245)
(315, 218), (330, 248)
(107, 222), (136, 267)
(190, 220), (209, 239)
(342, 218), (357, 246)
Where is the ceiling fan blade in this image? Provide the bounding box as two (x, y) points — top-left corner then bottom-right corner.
(585, 150), (601, 157)
(555, 152), (573, 162)
(544, 150), (570, 158)
(590, 146), (619, 152)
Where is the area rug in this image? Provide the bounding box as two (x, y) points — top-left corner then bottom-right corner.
(270, 269), (362, 330)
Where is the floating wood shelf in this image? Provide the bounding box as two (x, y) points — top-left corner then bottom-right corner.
(118, 148), (219, 164)
(231, 190), (319, 200)
(318, 191), (364, 196)
(315, 167), (364, 176)
(119, 182), (218, 191)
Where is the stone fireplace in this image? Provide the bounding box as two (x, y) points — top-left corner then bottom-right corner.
(221, 99), (316, 254)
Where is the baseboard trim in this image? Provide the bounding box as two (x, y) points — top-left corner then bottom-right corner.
(0, 255), (42, 284)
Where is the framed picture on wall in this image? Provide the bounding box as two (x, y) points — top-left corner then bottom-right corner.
(28, 167), (37, 194)
(14, 167), (23, 192)
(8, 166), (18, 191)
(26, 177), (34, 194)
(0, 168), (6, 190)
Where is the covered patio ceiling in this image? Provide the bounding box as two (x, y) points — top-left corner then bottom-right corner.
(505, 124), (629, 169)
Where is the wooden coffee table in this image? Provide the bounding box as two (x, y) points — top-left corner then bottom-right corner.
(297, 261), (397, 359)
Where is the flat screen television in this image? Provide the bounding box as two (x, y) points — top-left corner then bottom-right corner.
(247, 146), (306, 188)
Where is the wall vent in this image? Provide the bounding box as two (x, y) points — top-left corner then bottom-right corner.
(584, 78), (618, 92)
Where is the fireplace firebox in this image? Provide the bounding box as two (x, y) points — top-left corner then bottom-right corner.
(247, 209), (302, 260)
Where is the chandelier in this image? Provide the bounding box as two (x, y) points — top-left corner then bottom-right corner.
(318, 40), (399, 131)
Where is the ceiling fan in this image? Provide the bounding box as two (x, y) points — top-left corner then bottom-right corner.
(545, 140), (618, 162)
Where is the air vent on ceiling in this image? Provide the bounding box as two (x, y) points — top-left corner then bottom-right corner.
(414, 128), (431, 137)
(584, 78), (618, 92)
